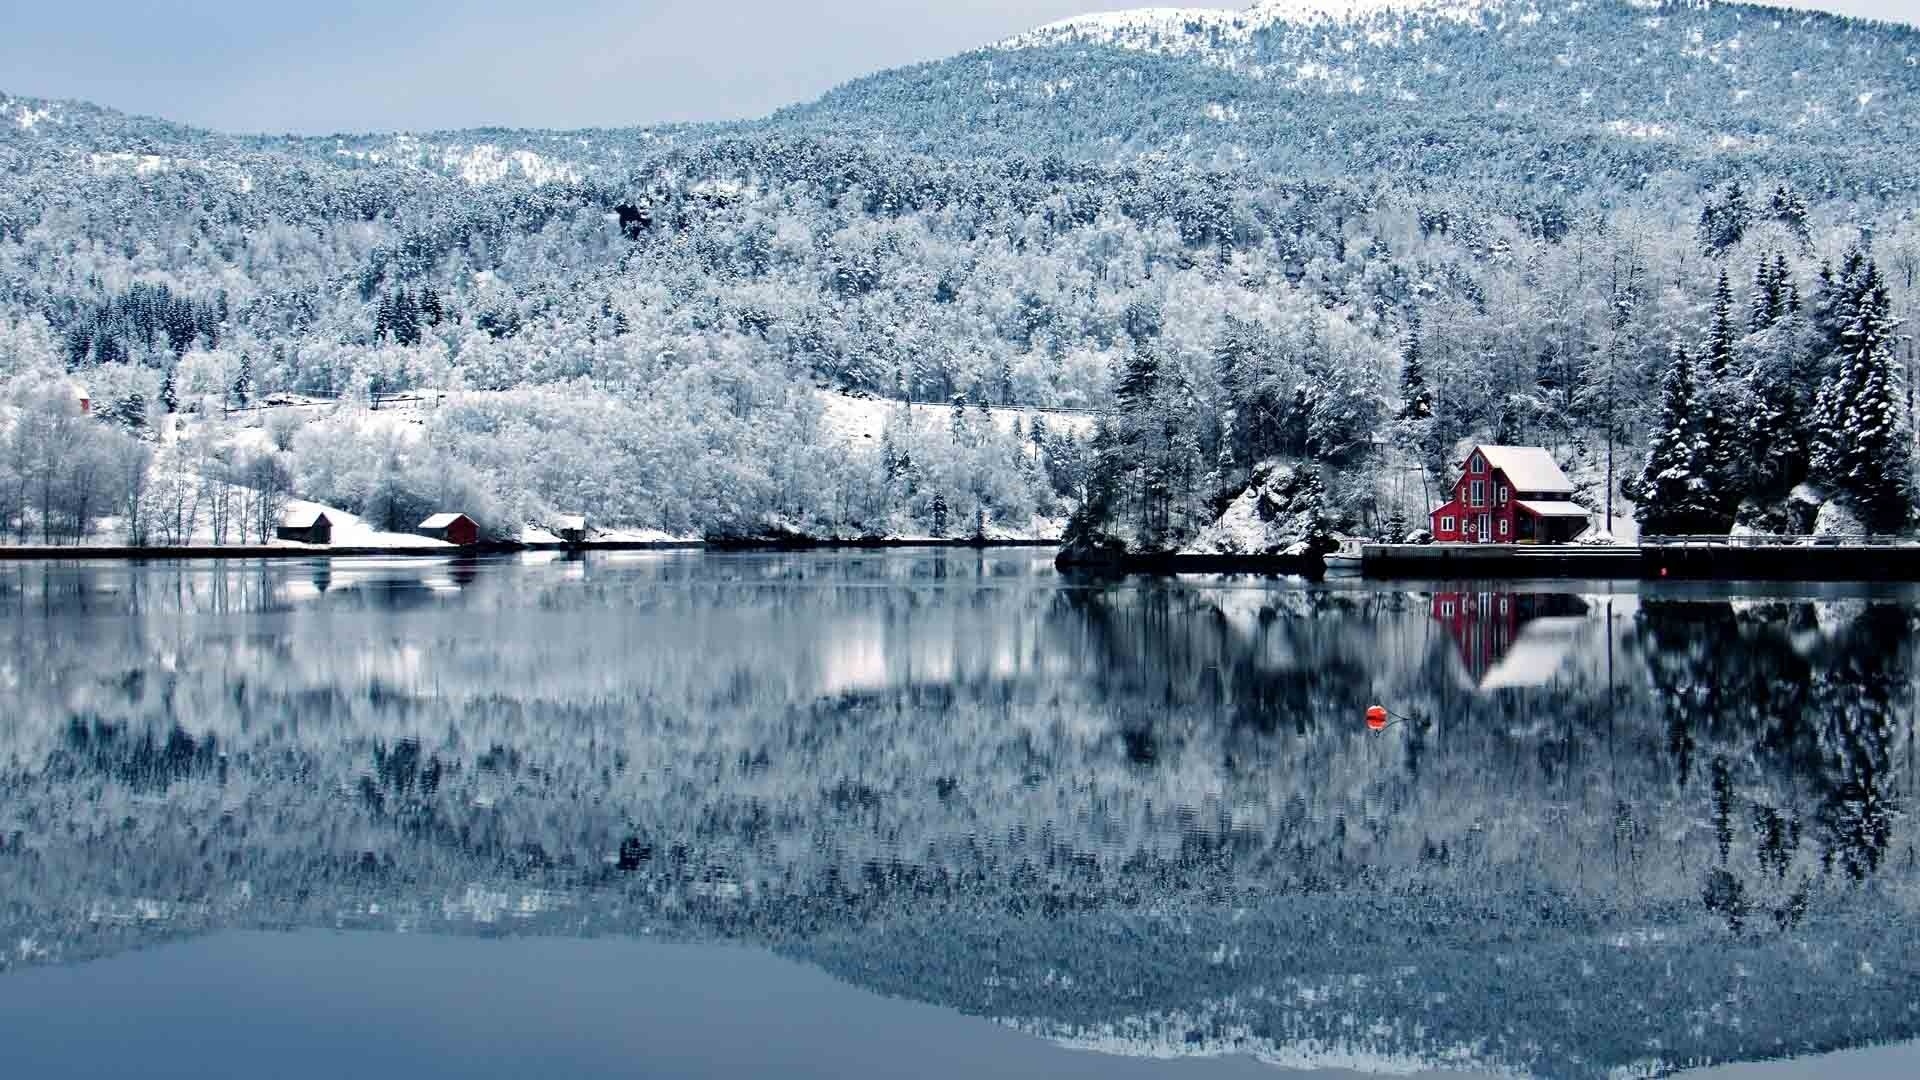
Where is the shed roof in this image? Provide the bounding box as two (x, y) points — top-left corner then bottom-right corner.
(1476, 446), (1576, 493)
(419, 513), (470, 529)
(552, 515), (587, 532)
(1516, 500), (1592, 518)
(282, 508), (331, 529)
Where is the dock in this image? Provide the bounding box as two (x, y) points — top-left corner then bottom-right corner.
(1362, 537), (1920, 582)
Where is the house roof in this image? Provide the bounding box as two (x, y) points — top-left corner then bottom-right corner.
(282, 508), (330, 529)
(1475, 446), (1576, 493)
(419, 513), (470, 529)
(1516, 500), (1592, 518)
(552, 515), (587, 532)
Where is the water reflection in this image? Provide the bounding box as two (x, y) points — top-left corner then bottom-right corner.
(0, 554), (1915, 1077)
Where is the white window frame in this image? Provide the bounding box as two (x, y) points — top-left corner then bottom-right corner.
(1470, 480), (1486, 507)
(1440, 600), (1455, 617)
(1439, 515), (1455, 533)
(1471, 453), (1485, 473)
(1498, 484), (1509, 504)
(1478, 513), (1492, 542)
(1498, 517), (1509, 537)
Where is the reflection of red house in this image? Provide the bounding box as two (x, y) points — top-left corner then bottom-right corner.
(1431, 591), (1589, 689)
(1429, 445), (1590, 544)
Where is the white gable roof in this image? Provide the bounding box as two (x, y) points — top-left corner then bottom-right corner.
(552, 514), (587, 532)
(282, 507), (330, 529)
(420, 513), (467, 529)
(1476, 446), (1575, 493)
(1515, 500), (1591, 518)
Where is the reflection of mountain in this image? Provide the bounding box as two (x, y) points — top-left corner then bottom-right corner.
(1431, 590), (1590, 690)
(0, 556), (1915, 1078)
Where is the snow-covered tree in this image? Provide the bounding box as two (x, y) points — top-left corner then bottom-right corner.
(1810, 265), (1911, 530)
(1637, 343), (1718, 534)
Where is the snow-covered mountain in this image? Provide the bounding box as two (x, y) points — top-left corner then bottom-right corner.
(1, 1), (1918, 545)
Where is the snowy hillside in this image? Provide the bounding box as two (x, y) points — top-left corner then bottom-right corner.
(1004, 0), (1502, 57)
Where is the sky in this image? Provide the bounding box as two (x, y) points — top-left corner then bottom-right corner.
(0, 1), (1911, 136)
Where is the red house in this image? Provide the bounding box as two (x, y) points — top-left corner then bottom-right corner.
(1429, 445), (1591, 544)
(418, 512), (481, 547)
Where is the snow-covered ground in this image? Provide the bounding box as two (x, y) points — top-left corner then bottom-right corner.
(257, 500), (453, 550)
(814, 391), (1096, 445)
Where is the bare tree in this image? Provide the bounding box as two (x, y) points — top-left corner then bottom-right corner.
(115, 438), (155, 546)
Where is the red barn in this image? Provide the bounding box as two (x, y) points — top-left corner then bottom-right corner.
(418, 512), (481, 547)
(1429, 445), (1591, 544)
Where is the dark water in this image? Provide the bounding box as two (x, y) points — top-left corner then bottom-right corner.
(1, 551), (1916, 1078)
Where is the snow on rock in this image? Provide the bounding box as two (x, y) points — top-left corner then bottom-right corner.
(1181, 462), (1331, 556)
(1813, 498), (1867, 539)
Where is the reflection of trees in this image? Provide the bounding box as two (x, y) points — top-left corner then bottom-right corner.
(2, 561), (1918, 1077)
(1637, 598), (1910, 934)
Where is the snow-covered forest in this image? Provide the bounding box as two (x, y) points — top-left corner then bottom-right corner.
(2, 0), (1918, 544)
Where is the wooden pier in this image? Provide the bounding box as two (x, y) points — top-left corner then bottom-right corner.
(1361, 538), (1920, 582)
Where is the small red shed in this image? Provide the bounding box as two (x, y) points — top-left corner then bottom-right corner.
(1429, 445), (1591, 544)
(418, 512), (481, 547)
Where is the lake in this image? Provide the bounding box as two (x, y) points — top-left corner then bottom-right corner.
(0, 550), (1915, 1078)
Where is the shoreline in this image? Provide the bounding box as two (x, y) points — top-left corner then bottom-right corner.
(0, 537), (1060, 562)
(1058, 542), (1920, 584)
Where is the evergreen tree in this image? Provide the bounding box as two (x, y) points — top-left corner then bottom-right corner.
(1768, 185), (1811, 248)
(232, 355), (254, 411)
(1697, 182), (1753, 256)
(1637, 343), (1717, 533)
(158, 365), (179, 414)
(1749, 253), (1784, 332)
(1745, 312), (1816, 496)
(1810, 266), (1912, 529)
(1398, 311), (1432, 421)
(392, 290), (421, 346)
(1699, 269), (1742, 516)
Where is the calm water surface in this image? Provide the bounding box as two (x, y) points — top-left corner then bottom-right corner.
(0, 551), (1916, 1078)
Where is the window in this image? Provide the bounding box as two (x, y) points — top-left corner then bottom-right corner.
(1440, 601), (1455, 617)
(1471, 453), (1485, 473)
(1498, 485), (1509, 504)
(1439, 515), (1455, 532)
(1498, 518), (1509, 536)
(1470, 480), (1486, 507)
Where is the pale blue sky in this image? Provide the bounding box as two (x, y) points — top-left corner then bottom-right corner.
(0, 1), (1909, 135)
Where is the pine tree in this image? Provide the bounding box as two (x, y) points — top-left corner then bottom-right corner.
(1638, 343), (1717, 534)
(392, 289), (421, 346)
(158, 365), (179, 414)
(231, 355), (254, 411)
(1746, 313), (1814, 496)
(1768, 185), (1811, 248)
(1749, 253), (1784, 332)
(1699, 269), (1742, 517)
(1398, 311), (1432, 421)
(1697, 182), (1753, 256)
(1810, 266), (1912, 529)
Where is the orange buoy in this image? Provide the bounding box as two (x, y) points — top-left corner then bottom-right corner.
(1366, 705), (1389, 731)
